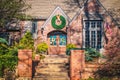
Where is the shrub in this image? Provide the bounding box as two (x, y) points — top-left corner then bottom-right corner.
(0, 38), (18, 77)
(37, 42), (48, 54)
(18, 31), (34, 50)
(66, 44), (76, 55)
(94, 33), (120, 79)
(66, 44), (76, 50)
(94, 54), (120, 79)
(85, 48), (100, 61)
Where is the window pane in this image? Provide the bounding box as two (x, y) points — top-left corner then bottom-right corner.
(50, 35), (56, 45)
(85, 21), (89, 29)
(97, 31), (102, 41)
(97, 21), (102, 28)
(85, 42), (90, 48)
(91, 31), (96, 48)
(97, 31), (102, 49)
(32, 22), (37, 33)
(59, 35), (66, 45)
(85, 31), (90, 47)
(91, 21), (96, 28)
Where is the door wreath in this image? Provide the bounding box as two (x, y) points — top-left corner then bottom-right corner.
(51, 15), (66, 29)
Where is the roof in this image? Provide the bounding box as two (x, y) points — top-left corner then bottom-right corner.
(25, 0), (79, 19)
(25, 0), (120, 25)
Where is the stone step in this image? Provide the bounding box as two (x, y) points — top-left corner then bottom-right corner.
(34, 74), (69, 78)
(33, 77), (70, 80)
(44, 55), (69, 58)
(36, 63), (69, 69)
(36, 68), (68, 72)
(40, 58), (69, 64)
(85, 63), (99, 68)
(36, 63), (69, 73)
(33, 55), (69, 79)
(84, 68), (98, 72)
(43, 55), (69, 60)
(34, 72), (68, 77)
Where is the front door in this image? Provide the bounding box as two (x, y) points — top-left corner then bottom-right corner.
(48, 31), (67, 55)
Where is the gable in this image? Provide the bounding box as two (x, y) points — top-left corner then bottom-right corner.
(41, 6), (70, 29)
(69, 0), (120, 49)
(70, 0), (119, 27)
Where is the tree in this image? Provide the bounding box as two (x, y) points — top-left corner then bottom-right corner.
(0, 0), (30, 27)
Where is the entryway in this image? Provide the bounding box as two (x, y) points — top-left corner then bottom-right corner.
(33, 55), (70, 80)
(47, 31), (67, 55)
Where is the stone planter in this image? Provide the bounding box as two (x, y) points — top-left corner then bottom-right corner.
(18, 49), (32, 78)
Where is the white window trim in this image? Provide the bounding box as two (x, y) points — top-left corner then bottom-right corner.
(83, 20), (103, 49)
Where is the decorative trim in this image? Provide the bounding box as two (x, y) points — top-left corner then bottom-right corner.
(41, 6), (70, 29)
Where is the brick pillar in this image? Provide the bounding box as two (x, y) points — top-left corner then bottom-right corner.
(18, 49), (32, 77)
(70, 50), (85, 80)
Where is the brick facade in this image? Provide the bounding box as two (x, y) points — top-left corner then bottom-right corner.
(19, 0), (120, 55)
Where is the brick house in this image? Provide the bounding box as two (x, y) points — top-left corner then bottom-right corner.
(1, 0), (120, 55)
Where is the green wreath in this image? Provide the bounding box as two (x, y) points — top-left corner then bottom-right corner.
(51, 15), (66, 29)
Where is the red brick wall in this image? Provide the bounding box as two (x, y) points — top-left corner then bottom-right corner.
(70, 50), (101, 80)
(69, 14), (83, 48)
(18, 49), (32, 77)
(70, 50), (85, 80)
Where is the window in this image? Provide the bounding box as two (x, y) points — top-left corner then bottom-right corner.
(49, 34), (66, 46)
(32, 21), (37, 33)
(83, 20), (103, 49)
(50, 35), (57, 45)
(0, 32), (10, 44)
(49, 31), (66, 46)
(32, 21), (37, 39)
(59, 35), (66, 45)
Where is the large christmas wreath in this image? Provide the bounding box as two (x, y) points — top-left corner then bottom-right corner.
(51, 15), (66, 29)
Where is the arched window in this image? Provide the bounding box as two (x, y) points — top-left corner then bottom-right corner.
(48, 31), (67, 46)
